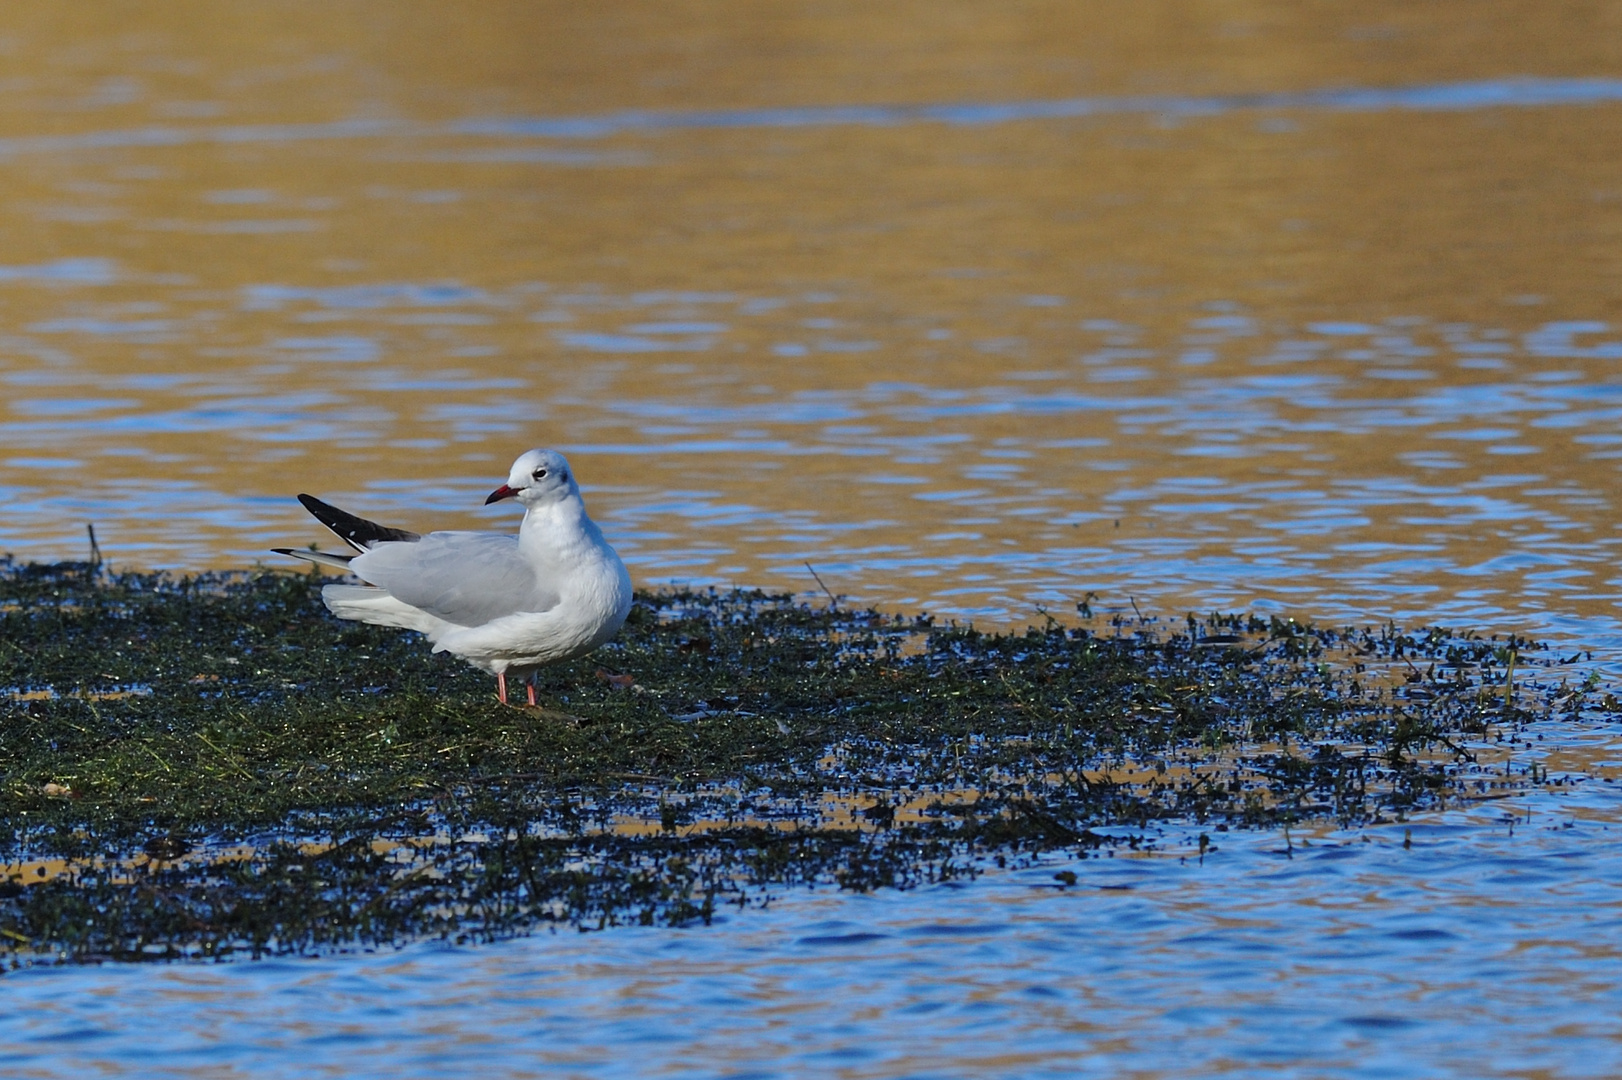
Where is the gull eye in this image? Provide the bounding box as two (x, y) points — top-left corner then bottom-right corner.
(532, 467), (547, 480)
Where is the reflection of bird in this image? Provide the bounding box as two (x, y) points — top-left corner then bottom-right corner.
(274, 449), (632, 707)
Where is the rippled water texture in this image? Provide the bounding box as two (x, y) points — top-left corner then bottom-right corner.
(0, 3), (1620, 642)
(7, 775), (1622, 1079)
(5, 3), (1622, 1075)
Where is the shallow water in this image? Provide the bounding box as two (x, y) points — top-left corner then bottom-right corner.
(4, 3), (1622, 1074)
(6, 771), (1622, 1079)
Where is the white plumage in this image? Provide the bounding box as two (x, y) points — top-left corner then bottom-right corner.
(275, 448), (632, 706)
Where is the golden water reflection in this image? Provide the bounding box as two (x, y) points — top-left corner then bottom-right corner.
(2, 4), (1621, 649)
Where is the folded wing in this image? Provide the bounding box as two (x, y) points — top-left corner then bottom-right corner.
(350, 531), (559, 628)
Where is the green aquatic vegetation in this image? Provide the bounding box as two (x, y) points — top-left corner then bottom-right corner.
(0, 558), (1587, 962)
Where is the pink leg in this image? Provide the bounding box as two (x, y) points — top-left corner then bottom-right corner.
(526, 679), (538, 708)
(496, 671), (508, 704)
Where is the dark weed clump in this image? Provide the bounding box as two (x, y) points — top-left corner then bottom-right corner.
(0, 558), (1595, 962)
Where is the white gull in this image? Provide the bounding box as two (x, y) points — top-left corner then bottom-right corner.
(274, 448), (632, 706)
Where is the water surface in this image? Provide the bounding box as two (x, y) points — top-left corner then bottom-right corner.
(6, 774), (1622, 1078)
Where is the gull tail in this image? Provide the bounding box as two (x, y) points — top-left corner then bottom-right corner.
(272, 547), (356, 571)
(296, 493), (422, 553)
(321, 583), (444, 634)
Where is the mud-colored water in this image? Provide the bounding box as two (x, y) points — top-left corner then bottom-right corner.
(3, 3), (1622, 638)
(3, 4), (1622, 1075)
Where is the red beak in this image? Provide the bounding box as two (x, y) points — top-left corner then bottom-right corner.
(485, 484), (521, 505)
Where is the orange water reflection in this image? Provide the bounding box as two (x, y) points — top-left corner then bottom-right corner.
(1, 4), (1621, 646)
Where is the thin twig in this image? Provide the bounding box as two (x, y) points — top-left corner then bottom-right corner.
(804, 563), (838, 609)
(1502, 647), (1517, 713)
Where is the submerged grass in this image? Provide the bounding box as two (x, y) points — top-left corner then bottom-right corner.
(0, 557), (1596, 962)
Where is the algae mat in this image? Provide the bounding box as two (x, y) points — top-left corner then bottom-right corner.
(0, 559), (1592, 961)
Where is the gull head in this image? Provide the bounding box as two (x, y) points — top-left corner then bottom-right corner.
(485, 448), (580, 508)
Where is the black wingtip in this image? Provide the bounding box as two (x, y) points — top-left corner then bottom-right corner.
(293, 492), (421, 552)
(272, 546), (356, 570)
